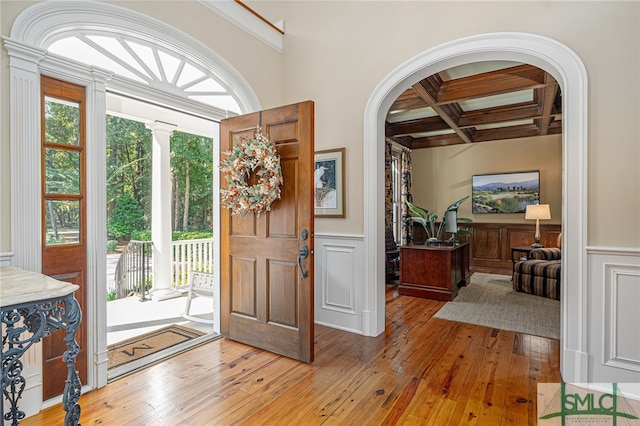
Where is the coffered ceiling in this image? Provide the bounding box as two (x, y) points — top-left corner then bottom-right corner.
(385, 61), (562, 149)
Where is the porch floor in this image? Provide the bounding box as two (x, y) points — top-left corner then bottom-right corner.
(107, 292), (215, 346)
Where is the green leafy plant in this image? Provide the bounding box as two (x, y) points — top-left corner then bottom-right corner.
(106, 289), (117, 302)
(406, 196), (471, 243)
(106, 239), (119, 252)
(108, 194), (145, 240)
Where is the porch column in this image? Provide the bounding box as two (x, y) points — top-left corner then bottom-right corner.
(146, 121), (179, 301)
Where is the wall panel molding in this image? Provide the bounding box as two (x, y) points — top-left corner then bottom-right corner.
(314, 234), (364, 334)
(588, 248), (640, 382)
(603, 263), (640, 372)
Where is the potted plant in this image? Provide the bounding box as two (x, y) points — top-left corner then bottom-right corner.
(406, 196), (471, 244)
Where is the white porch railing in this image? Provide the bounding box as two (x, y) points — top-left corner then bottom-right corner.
(171, 238), (215, 291)
(111, 238), (214, 300)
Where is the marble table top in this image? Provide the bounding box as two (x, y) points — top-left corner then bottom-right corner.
(0, 266), (79, 308)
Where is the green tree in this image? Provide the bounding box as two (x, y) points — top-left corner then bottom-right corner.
(108, 193), (145, 239)
(170, 131), (213, 232)
(106, 115), (152, 235)
(105, 115), (213, 240)
(44, 99), (82, 238)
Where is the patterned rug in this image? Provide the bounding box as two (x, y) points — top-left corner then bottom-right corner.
(434, 272), (560, 339)
(107, 324), (205, 369)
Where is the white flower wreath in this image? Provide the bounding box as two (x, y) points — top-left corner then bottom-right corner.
(220, 128), (283, 217)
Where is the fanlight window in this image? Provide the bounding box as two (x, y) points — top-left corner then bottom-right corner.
(48, 35), (241, 114)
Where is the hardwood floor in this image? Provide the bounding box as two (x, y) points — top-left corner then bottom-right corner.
(25, 285), (561, 425)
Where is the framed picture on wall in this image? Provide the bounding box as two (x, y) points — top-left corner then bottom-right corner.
(314, 148), (345, 218)
(472, 171), (540, 214)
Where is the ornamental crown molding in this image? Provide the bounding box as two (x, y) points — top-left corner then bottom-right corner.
(198, 0), (284, 53)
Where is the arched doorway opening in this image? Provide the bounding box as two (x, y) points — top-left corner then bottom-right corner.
(363, 32), (588, 383)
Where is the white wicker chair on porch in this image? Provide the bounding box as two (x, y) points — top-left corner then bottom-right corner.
(182, 271), (214, 324)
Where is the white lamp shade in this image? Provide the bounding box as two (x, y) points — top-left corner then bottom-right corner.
(525, 204), (551, 220)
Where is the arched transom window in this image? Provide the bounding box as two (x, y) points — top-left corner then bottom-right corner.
(48, 34), (241, 114)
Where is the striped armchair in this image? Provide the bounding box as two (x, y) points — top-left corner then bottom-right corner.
(512, 247), (561, 300)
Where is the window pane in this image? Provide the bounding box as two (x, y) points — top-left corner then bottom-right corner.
(45, 96), (80, 145)
(45, 200), (80, 245)
(45, 148), (80, 194)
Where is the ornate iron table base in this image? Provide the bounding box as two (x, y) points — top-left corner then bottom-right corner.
(1, 293), (82, 425)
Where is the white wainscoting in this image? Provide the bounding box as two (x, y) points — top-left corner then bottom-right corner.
(587, 247), (640, 383)
(314, 234), (365, 334)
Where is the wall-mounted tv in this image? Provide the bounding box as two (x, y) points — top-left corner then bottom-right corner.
(472, 171), (540, 214)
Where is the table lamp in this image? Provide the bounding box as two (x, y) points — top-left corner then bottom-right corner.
(525, 204), (551, 248)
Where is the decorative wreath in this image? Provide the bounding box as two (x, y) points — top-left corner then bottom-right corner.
(220, 127), (283, 217)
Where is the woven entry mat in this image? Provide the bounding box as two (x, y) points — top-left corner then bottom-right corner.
(108, 324), (205, 369)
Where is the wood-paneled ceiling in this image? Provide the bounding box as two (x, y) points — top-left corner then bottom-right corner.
(386, 61), (562, 149)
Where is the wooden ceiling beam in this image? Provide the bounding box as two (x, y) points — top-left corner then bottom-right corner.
(410, 134), (466, 149)
(436, 64), (551, 104)
(458, 102), (540, 127)
(412, 81), (473, 144)
(538, 73), (559, 136)
(388, 135), (413, 149)
(472, 122), (561, 143)
(388, 88), (428, 112)
(386, 116), (450, 137)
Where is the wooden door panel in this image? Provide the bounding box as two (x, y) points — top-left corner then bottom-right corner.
(227, 317), (301, 356)
(230, 256), (257, 317)
(221, 101), (314, 363)
(471, 227), (502, 260)
(231, 215), (257, 236)
(508, 230), (533, 248)
(267, 260), (298, 327)
(42, 263), (87, 397)
(42, 271), (83, 356)
(268, 158), (298, 237)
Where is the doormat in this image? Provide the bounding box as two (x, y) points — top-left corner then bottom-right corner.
(107, 324), (205, 370)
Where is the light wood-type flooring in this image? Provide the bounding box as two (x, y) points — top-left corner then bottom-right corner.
(24, 285), (561, 425)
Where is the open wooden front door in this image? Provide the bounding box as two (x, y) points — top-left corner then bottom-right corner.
(220, 101), (314, 362)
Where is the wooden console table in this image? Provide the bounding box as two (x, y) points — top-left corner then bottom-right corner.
(1, 267), (82, 425)
(399, 243), (470, 301)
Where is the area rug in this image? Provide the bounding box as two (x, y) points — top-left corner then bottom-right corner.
(107, 324), (205, 369)
(434, 272), (560, 339)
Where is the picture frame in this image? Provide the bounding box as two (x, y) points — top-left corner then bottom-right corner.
(314, 148), (345, 218)
(472, 170), (540, 214)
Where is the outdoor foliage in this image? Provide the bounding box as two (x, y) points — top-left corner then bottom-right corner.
(107, 240), (119, 252)
(44, 99), (82, 241)
(106, 115), (214, 242)
(130, 230), (152, 241)
(129, 230), (213, 241)
(108, 194), (145, 239)
(170, 131), (214, 232)
(173, 231), (213, 240)
(107, 116), (152, 236)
